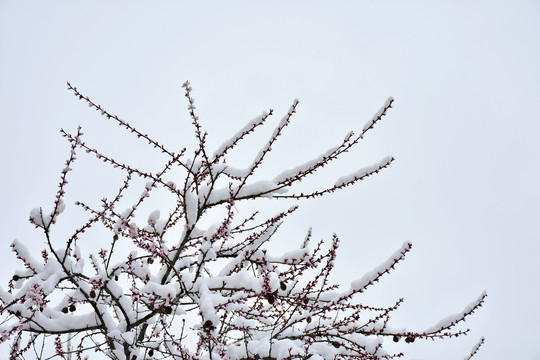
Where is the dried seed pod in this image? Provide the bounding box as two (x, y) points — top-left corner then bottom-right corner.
(203, 320), (213, 330)
(405, 336), (415, 343)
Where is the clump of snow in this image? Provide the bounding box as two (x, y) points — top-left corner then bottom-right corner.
(362, 97), (394, 132)
(334, 156), (394, 188)
(424, 291), (487, 333)
(29, 207), (50, 227)
(212, 112), (269, 159)
(349, 241), (410, 293)
(235, 181), (287, 198)
(147, 209), (160, 225)
(272, 146), (339, 184)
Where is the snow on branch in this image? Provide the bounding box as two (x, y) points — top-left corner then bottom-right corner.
(363, 97), (394, 133)
(0, 82), (485, 360)
(274, 156), (395, 200)
(212, 111), (273, 163)
(271, 97), (394, 190)
(464, 337), (485, 360)
(424, 291), (487, 335)
(349, 241), (412, 294)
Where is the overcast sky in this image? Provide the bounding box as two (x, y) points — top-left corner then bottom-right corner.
(1, 1), (539, 359)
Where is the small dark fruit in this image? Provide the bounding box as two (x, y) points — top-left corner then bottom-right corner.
(331, 341), (340, 348)
(306, 317), (312, 324)
(405, 336), (415, 343)
(115, 275), (119, 281)
(62, 307), (69, 314)
(148, 258), (154, 264)
(15, 311), (21, 317)
(393, 336), (399, 343)
(12, 275), (20, 281)
(203, 320), (213, 330)
(148, 349), (154, 357)
(280, 282), (287, 291)
(266, 294), (275, 304)
(69, 304), (76, 312)
(89, 290), (96, 298)
(163, 306), (172, 315)
(303, 298), (309, 305)
(113, 234), (119, 241)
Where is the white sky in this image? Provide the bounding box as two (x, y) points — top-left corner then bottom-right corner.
(1, 1), (539, 359)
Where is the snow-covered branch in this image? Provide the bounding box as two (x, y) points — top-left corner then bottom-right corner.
(0, 82), (485, 360)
